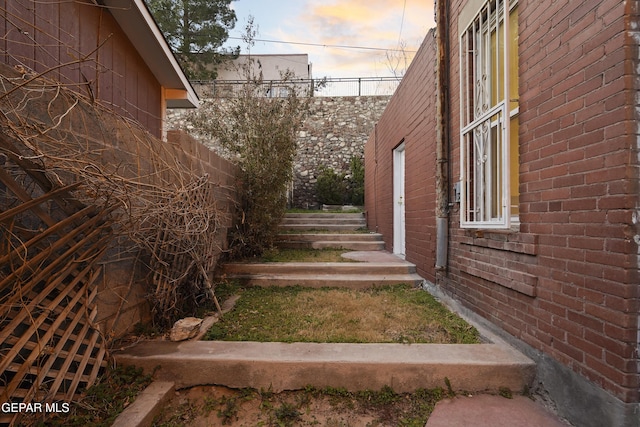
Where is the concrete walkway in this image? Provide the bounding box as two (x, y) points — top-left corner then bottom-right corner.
(426, 394), (570, 426)
(114, 212), (570, 426)
(112, 382), (571, 427)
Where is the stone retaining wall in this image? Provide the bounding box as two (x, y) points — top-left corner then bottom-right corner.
(294, 96), (389, 208)
(167, 95), (390, 208)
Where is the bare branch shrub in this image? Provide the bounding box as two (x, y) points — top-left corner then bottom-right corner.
(0, 65), (228, 327)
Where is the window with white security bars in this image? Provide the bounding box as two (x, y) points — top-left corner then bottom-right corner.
(460, 0), (519, 228)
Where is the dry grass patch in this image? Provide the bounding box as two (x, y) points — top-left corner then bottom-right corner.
(204, 284), (480, 344)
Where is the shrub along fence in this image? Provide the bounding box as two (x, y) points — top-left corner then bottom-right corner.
(0, 64), (237, 423)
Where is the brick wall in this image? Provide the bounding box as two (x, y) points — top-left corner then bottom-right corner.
(514, 0), (639, 402)
(365, 0), (640, 419)
(364, 30), (438, 282)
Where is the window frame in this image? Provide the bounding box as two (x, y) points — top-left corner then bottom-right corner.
(459, 0), (518, 229)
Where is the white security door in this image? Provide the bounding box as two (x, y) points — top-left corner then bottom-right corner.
(393, 143), (406, 258)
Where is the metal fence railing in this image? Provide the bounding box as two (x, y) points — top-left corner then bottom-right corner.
(191, 76), (401, 98)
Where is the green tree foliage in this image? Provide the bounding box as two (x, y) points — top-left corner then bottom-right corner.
(316, 157), (365, 206)
(145, 0), (238, 80)
(316, 167), (346, 205)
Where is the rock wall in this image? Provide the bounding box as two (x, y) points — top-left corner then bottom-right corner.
(167, 95), (390, 208)
(294, 96), (389, 208)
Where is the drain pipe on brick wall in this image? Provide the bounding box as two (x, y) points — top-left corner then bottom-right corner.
(373, 123), (379, 233)
(435, 0), (450, 270)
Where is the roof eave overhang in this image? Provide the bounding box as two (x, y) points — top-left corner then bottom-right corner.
(99, 0), (199, 108)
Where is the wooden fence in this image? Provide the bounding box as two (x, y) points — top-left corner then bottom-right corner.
(0, 137), (111, 425)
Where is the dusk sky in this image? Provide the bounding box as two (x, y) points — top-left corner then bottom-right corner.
(225, 0), (436, 78)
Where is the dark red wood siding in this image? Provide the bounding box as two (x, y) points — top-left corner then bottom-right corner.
(0, 0), (163, 137)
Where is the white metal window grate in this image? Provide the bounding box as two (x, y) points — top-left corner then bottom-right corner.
(459, 0), (515, 229)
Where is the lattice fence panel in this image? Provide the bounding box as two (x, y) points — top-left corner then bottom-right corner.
(0, 152), (111, 426)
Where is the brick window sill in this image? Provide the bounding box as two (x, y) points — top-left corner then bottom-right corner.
(461, 229), (538, 256)
(458, 229), (538, 297)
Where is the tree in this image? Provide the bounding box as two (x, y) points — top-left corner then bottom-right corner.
(386, 40), (410, 79)
(187, 20), (312, 258)
(145, 0), (239, 80)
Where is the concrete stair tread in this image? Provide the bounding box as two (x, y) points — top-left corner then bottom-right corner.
(277, 241), (384, 245)
(281, 218), (365, 223)
(114, 341), (536, 394)
(111, 381), (174, 427)
(276, 233), (385, 250)
(284, 213), (365, 219)
(221, 262), (417, 275)
(279, 225), (366, 230)
(218, 252), (419, 287)
(277, 233), (383, 241)
(222, 261), (414, 268)
(222, 273), (422, 281)
(277, 242), (385, 251)
(220, 273), (423, 288)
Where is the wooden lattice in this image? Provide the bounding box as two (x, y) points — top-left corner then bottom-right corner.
(0, 141), (111, 426)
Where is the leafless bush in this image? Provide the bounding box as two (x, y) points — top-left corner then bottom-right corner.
(0, 65), (226, 326)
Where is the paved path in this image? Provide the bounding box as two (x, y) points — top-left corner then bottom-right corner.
(115, 212), (572, 427)
(426, 394), (570, 426)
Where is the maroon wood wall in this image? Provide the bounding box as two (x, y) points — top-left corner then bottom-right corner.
(0, 0), (162, 137)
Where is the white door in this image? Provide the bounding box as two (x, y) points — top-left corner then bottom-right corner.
(393, 143), (406, 258)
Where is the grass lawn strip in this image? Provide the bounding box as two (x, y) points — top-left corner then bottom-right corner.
(33, 365), (152, 427)
(205, 284), (480, 344)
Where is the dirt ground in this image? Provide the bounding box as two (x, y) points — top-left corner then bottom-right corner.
(152, 384), (443, 427)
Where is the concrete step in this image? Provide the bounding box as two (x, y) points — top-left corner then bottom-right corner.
(218, 273), (423, 288)
(277, 240), (385, 250)
(280, 213), (366, 231)
(219, 262), (421, 288)
(284, 213), (365, 219)
(279, 223), (366, 231)
(277, 233), (383, 242)
(112, 381), (174, 427)
(281, 217), (366, 225)
(221, 262), (416, 275)
(276, 233), (384, 250)
(114, 341), (536, 395)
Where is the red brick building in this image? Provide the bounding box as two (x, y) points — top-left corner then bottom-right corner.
(364, 1), (639, 426)
(0, 0), (198, 137)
